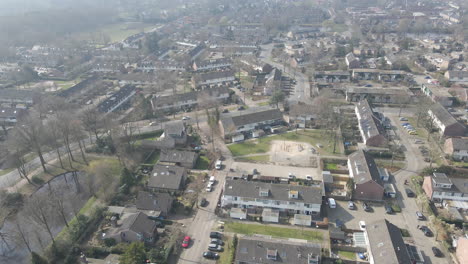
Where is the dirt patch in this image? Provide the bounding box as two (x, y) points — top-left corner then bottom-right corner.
(270, 140), (318, 167)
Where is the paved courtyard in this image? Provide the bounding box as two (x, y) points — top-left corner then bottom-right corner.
(231, 161), (322, 181)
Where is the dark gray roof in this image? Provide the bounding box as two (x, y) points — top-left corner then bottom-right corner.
(97, 85), (136, 113)
(432, 173), (452, 185)
(0, 89), (35, 101)
(348, 149), (382, 185)
(121, 212), (157, 237)
(228, 109), (283, 128)
(136, 191), (173, 213)
(149, 164), (186, 190)
(0, 108), (26, 119)
(235, 236), (321, 264)
(152, 86), (230, 108)
(428, 103), (460, 127)
(355, 100), (384, 141)
(366, 219), (412, 264)
(198, 70), (235, 82)
(224, 179), (322, 205)
(195, 58), (232, 68)
(314, 71), (350, 76)
(159, 150), (197, 164)
(164, 121), (185, 137)
(445, 138), (468, 151)
(431, 173), (468, 194)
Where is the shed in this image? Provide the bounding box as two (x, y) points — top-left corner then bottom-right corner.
(252, 129), (265, 138)
(230, 208), (247, 220)
(232, 133), (245, 143)
(293, 214), (312, 226)
(262, 208), (280, 223)
(384, 183), (396, 198)
(378, 167), (390, 182)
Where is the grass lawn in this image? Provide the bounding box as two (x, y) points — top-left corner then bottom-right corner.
(400, 228), (411, 237)
(143, 150), (160, 165)
(76, 22), (157, 43)
(55, 196), (98, 241)
(218, 236), (235, 264)
(338, 250), (356, 260)
(375, 160), (405, 173)
(324, 163), (338, 170)
(0, 168), (14, 177)
(236, 155), (270, 162)
(195, 156), (210, 170)
(54, 77), (83, 90)
(257, 101), (270, 106)
(225, 222), (323, 241)
(228, 130), (339, 157)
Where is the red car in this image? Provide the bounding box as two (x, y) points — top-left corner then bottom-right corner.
(182, 236), (191, 248)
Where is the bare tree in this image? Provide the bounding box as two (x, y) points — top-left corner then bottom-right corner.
(55, 110), (76, 165)
(70, 119), (88, 165)
(14, 220), (32, 254)
(49, 190), (69, 228)
(15, 114), (48, 172)
(80, 108), (103, 142)
(47, 118), (65, 169)
(86, 161), (119, 203)
(24, 194), (57, 251)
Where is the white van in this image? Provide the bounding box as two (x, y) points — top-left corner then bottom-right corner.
(206, 183), (213, 192)
(209, 176), (215, 184)
(328, 198), (336, 209)
(215, 160), (222, 170)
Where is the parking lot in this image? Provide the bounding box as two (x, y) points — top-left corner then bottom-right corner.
(327, 200), (409, 232)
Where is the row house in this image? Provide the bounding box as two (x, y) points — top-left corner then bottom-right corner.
(193, 58), (232, 71)
(352, 69), (406, 81)
(151, 86), (231, 112)
(97, 85), (137, 114)
(428, 103), (466, 137)
(346, 87), (411, 104)
(193, 70), (236, 88)
(348, 150), (385, 201)
(355, 100), (387, 147)
(445, 71), (468, 84)
(314, 71), (351, 83)
(222, 179), (323, 217)
(444, 138), (468, 161)
(423, 173), (468, 202)
(421, 83), (454, 107)
(137, 61), (186, 72)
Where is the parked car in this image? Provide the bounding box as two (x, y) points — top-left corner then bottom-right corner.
(359, 221), (366, 230)
(409, 131), (418, 135)
(203, 251), (219, 260)
(405, 188), (415, 197)
(237, 106), (245, 110)
(211, 238), (224, 246)
(306, 175), (313, 181)
(385, 204), (393, 214)
(363, 202), (371, 212)
(399, 117), (408, 121)
(348, 201), (355, 210)
(432, 247), (443, 257)
(222, 109), (229, 113)
(182, 116), (190, 120)
(420, 226), (433, 236)
(210, 231), (223, 239)
(208, 244), (223, 252)
(414, 140), (424, 144)
(181, 236), (191, 248)
(199, 198), (208, 207)
(416, 211), (425, 220)
(206, 183), (213, 192)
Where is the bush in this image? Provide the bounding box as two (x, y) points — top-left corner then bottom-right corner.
(110, 243), (129, 254)
(32, 176), (45, 185)
(3, 192), (23, 208)
(103, 238), (117, 247)
(83, 246), (109, 258)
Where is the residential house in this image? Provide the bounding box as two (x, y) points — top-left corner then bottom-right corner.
(444, 138), (468, 161)
(159, 150), (198, 169)
(422, 173), (468, 202)
(148, 164), (187, 193)
(445, 71), (468, 84)
(346, 87), (411, 104)
(348, 150), (385, 201)
(235, 236), (321, 264)
(288, 103), (317, 128)
(345, 53), (360, 69)
(97, 85), (137, 114)
(104, 212), (157, 243)
(193, 58), (232, 71)
(352, 69), (407, 82)
(222, 179), (323, 217)
(163, 121), (187, 146)
(428, 103), (466, 137)
(0, 89), (35, 106)
(366, 219), (423, 264)
(421, 83), (454, 107)
(456, 237), (468, 264)
(287, 26), (321, 40)
(352, 69), (380, 81)
(0, 108), (26, 124)
(314, 71), (351, 83)
(290, 56), (310, 68)
(355, 100), (387, 147)
(263, 68), (282, 95)
(136, 191), (173, 217)
(193, 70), (236, 88)
(151, 86), (231, 113)
(189, 43), (206, 61)
(220, 109), (284, 140)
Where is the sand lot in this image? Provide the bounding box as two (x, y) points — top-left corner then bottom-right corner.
(269, 140), (318, 167)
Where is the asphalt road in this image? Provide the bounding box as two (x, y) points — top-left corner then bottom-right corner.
(259, 43), (310, 103)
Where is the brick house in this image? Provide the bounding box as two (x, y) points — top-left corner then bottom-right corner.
(355, 100), (387, 147)
(348, 150), (385, 201)
(444, 138), (468, 161)
(422, 173), (468, 202)
(428, 103), (466, 137)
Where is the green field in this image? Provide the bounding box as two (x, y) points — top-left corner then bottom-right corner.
(227, 130), (338, 157)
(218, 236), (235, 264)
(338, 250), (356, 260)
(225, 222), (323, 241)
(236, 155), (270, 162)
(195, 156), (210, 170)
(76, 22), (158, 44)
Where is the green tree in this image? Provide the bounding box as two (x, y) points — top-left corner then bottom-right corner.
(31, 252), (49, 264)
(269, 90), (285, 109)
(119, 242), (147, 264)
